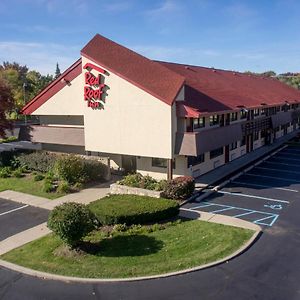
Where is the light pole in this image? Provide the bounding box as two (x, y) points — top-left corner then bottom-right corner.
(23, 82), (27, 125)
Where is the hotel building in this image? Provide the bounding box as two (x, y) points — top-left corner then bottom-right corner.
(21, 34), (300, 180)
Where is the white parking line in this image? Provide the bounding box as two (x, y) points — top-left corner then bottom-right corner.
(264, 161), (298, 167)
(246, 173), (300, 183)
(217, 190), (289, 204)
(231, 180), (298, 192)
(274, 155), (300, 162)
(279, 152), (300, 157)
(255, 166), (300, 175)
(0, 205), (29, 217)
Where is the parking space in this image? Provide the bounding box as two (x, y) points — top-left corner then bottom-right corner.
(185, 145), (300, 228)
(0, 198), (49, 241)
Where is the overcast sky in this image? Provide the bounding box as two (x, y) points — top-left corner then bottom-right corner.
(1, 0), (300, 75)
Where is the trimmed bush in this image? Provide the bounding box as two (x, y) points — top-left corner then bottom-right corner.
(55, 155), (84, 184)
(162, 176), (195, 200)
(119, 173), (142, 188)
(15, 151), (56, 173)
(89, 194), (179, 225)
(47, 202), (96, 248)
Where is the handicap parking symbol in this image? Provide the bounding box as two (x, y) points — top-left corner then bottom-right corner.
(264, 204), (283, 210)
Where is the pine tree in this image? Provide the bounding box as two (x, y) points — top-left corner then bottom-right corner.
(55, 63), (61, 79)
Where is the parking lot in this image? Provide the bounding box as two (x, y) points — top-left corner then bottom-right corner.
(0, 198), (49, 241)
(184, 145), (300, 228)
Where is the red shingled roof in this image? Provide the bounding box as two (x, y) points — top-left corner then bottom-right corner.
(158, 61), (300, 114)
(22, 34), (300, 115)
(81, 34), (185, 106)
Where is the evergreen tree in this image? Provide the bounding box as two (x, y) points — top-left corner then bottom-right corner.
(55, 63), (61, 79)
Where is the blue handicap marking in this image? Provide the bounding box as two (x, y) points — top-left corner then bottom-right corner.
(264, 204), (283, 210)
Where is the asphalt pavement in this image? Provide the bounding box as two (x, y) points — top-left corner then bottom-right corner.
(0, 146), (300, 299)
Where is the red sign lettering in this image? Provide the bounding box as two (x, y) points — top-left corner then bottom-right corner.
(83, 64), (107, 110)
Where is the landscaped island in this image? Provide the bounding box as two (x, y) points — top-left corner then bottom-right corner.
(1, 195), (254, 279)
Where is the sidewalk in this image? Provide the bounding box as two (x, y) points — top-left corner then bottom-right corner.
(194, 130), (298, 189)
(0, 178), (115, 255)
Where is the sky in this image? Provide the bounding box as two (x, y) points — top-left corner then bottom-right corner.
(1, 0), (300, 75)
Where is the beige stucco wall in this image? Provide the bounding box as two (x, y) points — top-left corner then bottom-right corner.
(33, 74), (84, 115)
(82, 57), (173, 159)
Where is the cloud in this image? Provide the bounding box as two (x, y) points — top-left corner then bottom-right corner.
(146, 0), (182, 18)
(103, 1), (132, 13)
(0, 41), (79, 75)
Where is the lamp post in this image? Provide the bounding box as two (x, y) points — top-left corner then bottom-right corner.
(23, 82), (27, 125)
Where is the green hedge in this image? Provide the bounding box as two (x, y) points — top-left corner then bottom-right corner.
(89, 194), (179, 225)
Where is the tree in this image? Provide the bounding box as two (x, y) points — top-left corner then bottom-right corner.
(55, 63), (61, 79)
(0, 78), (14, 137)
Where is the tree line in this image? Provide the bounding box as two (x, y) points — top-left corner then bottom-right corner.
(244, 70), (300, 90)
(0, 61), (61, 137)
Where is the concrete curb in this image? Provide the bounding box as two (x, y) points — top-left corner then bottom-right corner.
(0, 209), (261, 283)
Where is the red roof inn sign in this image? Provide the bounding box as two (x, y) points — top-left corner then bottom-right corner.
(83, 63), (107, 109)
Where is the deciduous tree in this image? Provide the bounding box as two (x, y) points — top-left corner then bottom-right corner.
(0, 78), (14, 137)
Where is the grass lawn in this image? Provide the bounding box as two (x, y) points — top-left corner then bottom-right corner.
(0, 176), (66, 199)
(1, 220), (254, 278)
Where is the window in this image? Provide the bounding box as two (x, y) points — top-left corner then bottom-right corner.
(210, 147), (224, 159)
(229, 141), (238, 150)
(152, 158), (167, 168)
(209, 114), (219, 126)
(193, 117), (205, 129)
(276, 106), (280, 112)
(240, 110), (247, 119)
(261, 108), (266, 115)
(254, 131), (259, 141)
(187, 154), (205, 167)
(253, 109), (259, 116)
(261, 129), (267, 138)
(240, 136), (246, 146)
(230, 112), (238, 122)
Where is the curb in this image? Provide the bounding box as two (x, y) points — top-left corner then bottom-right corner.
(0, 211), (261, 283)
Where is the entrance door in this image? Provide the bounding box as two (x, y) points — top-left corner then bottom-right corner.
(121, 155), (137, 174)
(225, 145), (230, 163)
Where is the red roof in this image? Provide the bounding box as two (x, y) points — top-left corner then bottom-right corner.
(81, 34), (185, 106)
(158, 61), (300, 114)
(22, 34), (300, 115)
(21, 59), (82, 114)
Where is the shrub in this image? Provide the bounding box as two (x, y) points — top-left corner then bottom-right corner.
(119, 173), (143, 188)
(89, 194), (179, 225)
(0, 167), (11, 178)
(162, 176), (195, 200)
(15, 151), (56, 173)
(12, 168), (23, 178)
(0, 151), (16, 167)
(119, 173), (166, 191)
(82, 159), (106, 182)
(57, 181), (72, 193)
(47, 202), (96, 248)
(34, 174), (45, 181)
(55, 155), (84, 184)
(43, 180), (56, 193)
